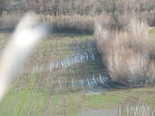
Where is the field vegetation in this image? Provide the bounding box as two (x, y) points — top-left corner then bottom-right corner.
(0, 33), (155, 116)
(0, 0), (155, 115)
(0, 0), (155, 33)
(95, 15), (155, 87)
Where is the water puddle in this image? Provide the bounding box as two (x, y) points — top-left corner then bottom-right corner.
(79, 109), (117, 116)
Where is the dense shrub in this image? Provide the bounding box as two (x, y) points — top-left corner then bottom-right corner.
(95, 15), (155, 87)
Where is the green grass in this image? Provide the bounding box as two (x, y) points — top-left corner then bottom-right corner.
(1, 85), (155, 116)
(149, 27), (155, 34)
(0, 33), (155, 115)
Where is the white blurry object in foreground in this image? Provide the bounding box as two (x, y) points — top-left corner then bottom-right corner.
(0, 12), (47, 101)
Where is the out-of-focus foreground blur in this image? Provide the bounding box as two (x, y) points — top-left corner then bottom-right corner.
(0, 0), (155, 116)
(0, 12), (47, 101)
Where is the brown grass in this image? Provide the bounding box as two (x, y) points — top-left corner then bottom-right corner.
(1, 0), (155, 33)
(47, 15), (95, 33)
(0, 13), (95, 33)
(95, 15), (155, 87)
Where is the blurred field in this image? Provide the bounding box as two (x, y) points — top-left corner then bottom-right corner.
(0, 33), (155, 116)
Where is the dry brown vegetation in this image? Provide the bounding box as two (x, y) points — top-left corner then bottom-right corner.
(0, 0), (155, 33)
(45, 15), (95, 33)
(95, 15), (155, 87)
(1, 0), (155, 86)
